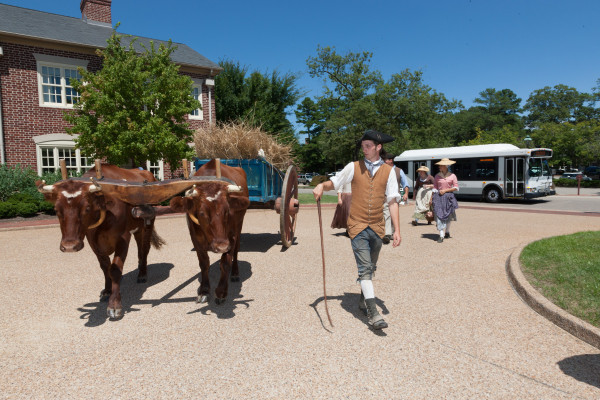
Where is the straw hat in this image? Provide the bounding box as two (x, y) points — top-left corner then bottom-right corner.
(416, 166), (429, 172)
(435, 158), (456, 166)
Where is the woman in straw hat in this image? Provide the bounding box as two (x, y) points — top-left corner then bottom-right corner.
(432, 158), (459, 243)
(411, 165), (435, 226)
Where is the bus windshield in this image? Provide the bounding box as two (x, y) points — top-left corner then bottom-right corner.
(529, 158), (551, 177)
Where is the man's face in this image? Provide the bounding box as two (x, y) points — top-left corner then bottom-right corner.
(361, 140), (381, 161)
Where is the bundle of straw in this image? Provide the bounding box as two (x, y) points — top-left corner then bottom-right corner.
(194, 121), (294, 170)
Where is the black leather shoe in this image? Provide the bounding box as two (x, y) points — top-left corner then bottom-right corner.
(382, 235), (390, 244)
(445, 232), (450, 239)
(437, 237), (444, 243)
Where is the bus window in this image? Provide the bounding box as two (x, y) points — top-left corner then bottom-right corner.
(528, 158), (542, 177)
(475, 158), (498, 180)
(453, 159), (473, 180)
(542, 159), (551, 177)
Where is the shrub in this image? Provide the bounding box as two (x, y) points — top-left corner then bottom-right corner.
(553, 178), (600, 188)
(0, 202), (17, 218)
(38, 201), (56, 214)
(14, 202), (39, 217)
(310, 175), (329, 186)
(0, 164), (40, 202)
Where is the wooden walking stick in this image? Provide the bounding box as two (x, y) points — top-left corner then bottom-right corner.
(317, 199), (334, 327)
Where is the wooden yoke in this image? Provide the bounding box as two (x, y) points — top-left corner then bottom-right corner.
(59, 159), (68, 180)
(183, 159), (190, 179)
(215, 158), (221, 178)
(94, 159), (102, 180)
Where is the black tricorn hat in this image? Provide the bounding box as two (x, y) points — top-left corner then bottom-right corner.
(358, 129), (394, 144)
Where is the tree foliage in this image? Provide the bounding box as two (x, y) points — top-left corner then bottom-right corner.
(523, 84), (597, 126)
(215, 59), (301, 145)
(64, 30), (199, 169)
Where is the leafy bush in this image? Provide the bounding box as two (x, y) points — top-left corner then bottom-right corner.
(0, 164), (40, 202)
(310, 175), (329, 186)
(553, 178), (600, 188)
(0, 202), (17, 218)
(13, 202), (39, 217)
(38, 201), (56, 214)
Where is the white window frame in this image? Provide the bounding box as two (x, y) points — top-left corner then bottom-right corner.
(34, 54), (88, 109)
(33, 134), (93, 176)
(146, 160), (164, 181)
(189, 79), (204, 120)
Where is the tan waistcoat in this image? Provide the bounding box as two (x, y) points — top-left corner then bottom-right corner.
(347, 160), (391, 239)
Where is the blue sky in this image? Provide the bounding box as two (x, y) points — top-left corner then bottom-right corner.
(4, 0), (600, 131)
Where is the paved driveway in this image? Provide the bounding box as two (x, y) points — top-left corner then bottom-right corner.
(1, 205), (599, 399)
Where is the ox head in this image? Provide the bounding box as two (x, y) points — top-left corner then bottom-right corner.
(170, 182), (247, 254)
(36, 179), (106, 252)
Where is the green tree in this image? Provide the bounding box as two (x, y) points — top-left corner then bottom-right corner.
(215, 59), (301, 144)
(531, 121), (600, 168)
(451, 88), (524, 145)
(523, 84), (597, 126)
(64, 30), (200, 169)
(303, 46), (459, 168)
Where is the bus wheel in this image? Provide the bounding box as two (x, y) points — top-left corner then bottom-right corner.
(484, 187), (501, 203)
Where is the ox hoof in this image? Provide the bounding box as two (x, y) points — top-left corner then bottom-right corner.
(197, 294), (209, 304)
(107, 307), (123, 320)
(230, 275), (240, 283)
(215, 297), (226, 305)
(99, 290), (111, 302)
(137, 276), (147, 284)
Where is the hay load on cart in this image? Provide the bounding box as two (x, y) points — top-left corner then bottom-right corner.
(194, 122), (299, 247)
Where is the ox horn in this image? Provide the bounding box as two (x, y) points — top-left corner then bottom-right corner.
(227, 184), (242, 192)
(37, 180), (55, 194)
(185, 184), (199, 198)
(88, 209), (106, 229)
(89, 177), (102, 193)
(187, 211), (201, 225)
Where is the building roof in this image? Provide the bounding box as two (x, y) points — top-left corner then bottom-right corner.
(0, 3), (221, 72)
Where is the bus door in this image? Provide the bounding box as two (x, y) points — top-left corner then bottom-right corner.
(505, 157), (525, 197)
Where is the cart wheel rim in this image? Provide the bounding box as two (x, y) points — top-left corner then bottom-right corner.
(280, 165), (298, 248)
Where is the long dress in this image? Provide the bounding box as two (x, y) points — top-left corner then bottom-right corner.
(432, 172), (459, 231)
(412, 175), (435, 222)
(331, 182), (352, 229)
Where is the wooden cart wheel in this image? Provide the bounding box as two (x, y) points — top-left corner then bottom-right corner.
(280, 165), (299, 248)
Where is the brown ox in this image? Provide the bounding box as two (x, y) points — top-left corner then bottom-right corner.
(170, 159), (250, 304)
(37, 165), (164, 319)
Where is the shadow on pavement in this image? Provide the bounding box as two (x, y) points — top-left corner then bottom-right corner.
(187, 260), (253, 320)
(78, 262), (175, 327)
(310, 292), (389, 336)
(557, 354), (600, 388)
(78, 259), (253, 325)
(421, 233), (441, 242)
(240, 232), (281, 252)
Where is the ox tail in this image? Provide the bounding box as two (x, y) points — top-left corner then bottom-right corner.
(151, 229), (166, 250)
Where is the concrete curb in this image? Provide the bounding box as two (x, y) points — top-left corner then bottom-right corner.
(506, 243), (600, 350)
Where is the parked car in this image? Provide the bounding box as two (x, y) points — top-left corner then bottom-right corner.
(298, 173), (315, 185)
(562, 172), (592, 181)
(584, 166), (600, 180)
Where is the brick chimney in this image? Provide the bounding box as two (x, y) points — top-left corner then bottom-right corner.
(80, 0), (112, 25)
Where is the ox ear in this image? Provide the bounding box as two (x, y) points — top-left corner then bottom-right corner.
(169, 196), (187, 213)
(229, 195), (250, 211)
(35, 180), (57, 203)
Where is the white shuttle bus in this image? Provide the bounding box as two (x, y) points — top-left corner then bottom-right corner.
(394, 144), (555, 203)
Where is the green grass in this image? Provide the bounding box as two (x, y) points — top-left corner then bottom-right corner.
(297, 193), (338, 204)
(520, 231), (600, 327)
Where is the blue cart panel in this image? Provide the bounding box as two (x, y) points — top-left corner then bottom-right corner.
(194, 159), (283, 206)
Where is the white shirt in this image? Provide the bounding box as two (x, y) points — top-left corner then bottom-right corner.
(330, 159), (401, 204)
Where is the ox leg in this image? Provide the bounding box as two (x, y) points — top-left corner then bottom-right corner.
(107, 235), (131, 320)
(230, 213), (245, 283)
(215, 252), (233, 304)
(196, 250), (211, 304)
(96, 254), (112, 302)
(133, 224), (153, 283)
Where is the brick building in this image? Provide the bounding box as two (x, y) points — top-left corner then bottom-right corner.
(0, 0), (221, 179)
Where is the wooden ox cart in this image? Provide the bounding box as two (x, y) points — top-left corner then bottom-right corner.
(193, 158), (299, 248)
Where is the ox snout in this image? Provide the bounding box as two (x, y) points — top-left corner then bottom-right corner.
(210, 240), (231, 254)
(60, 240), (84, 253)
